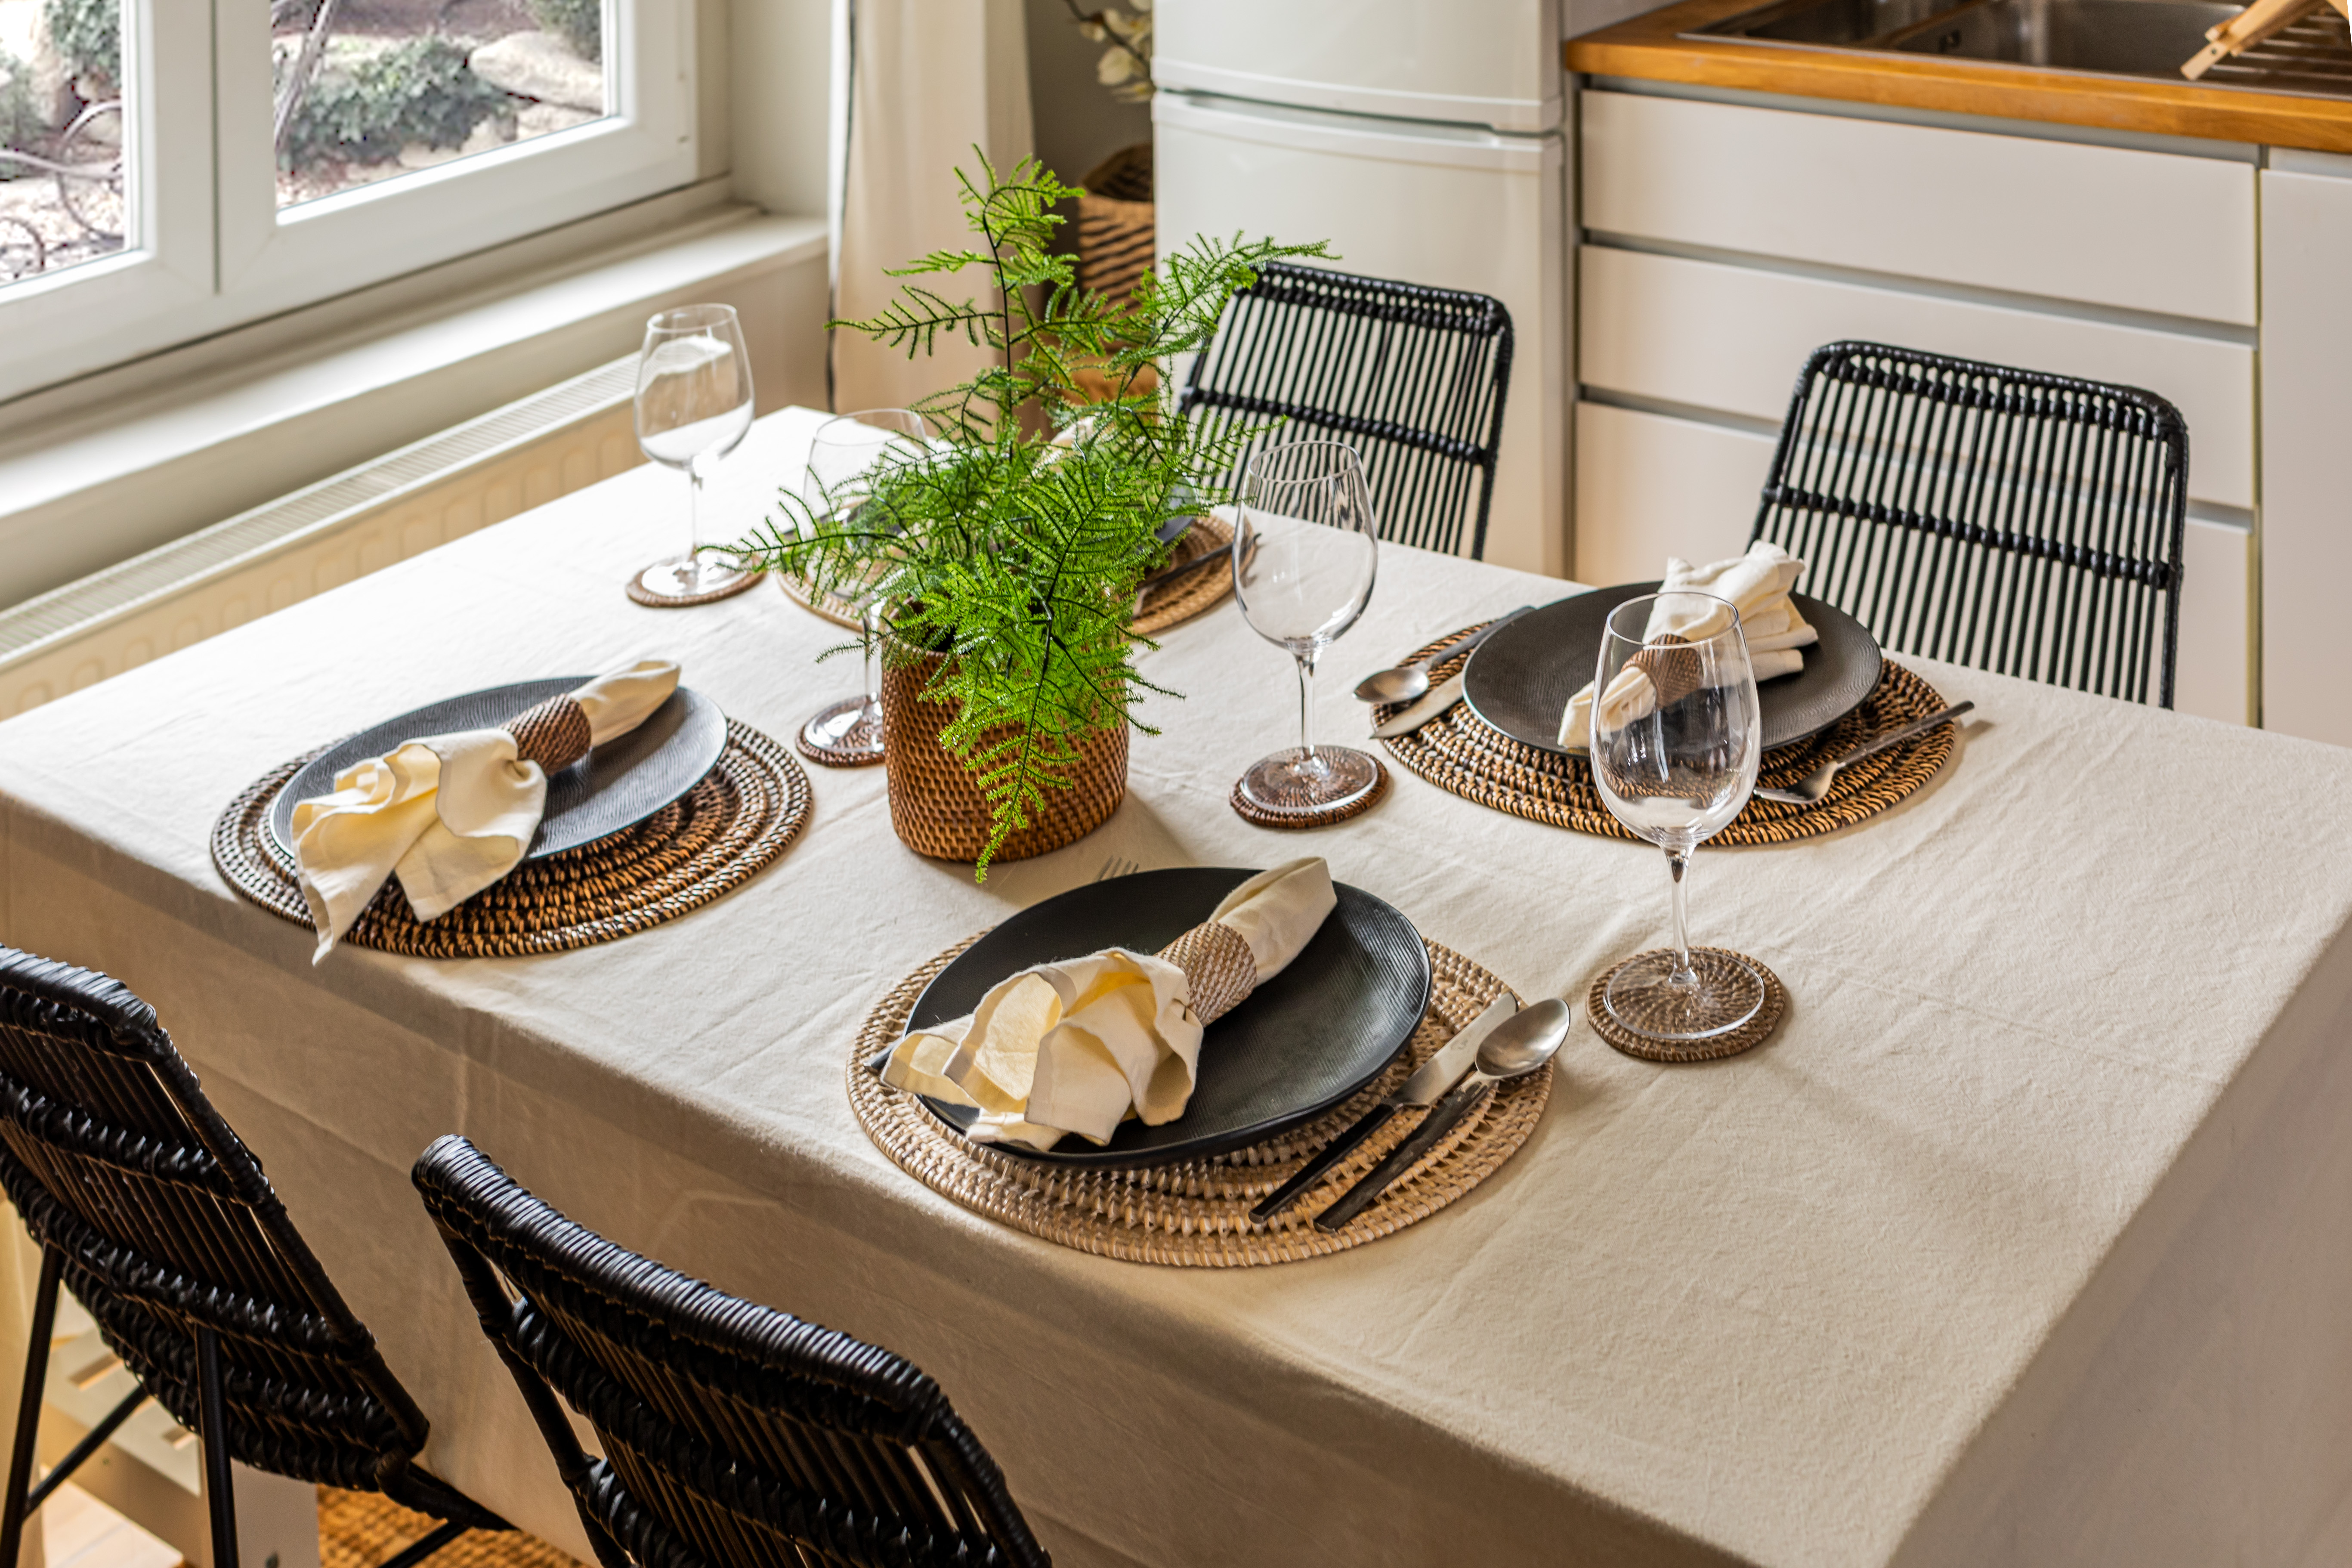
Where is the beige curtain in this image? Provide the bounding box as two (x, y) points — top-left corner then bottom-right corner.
(831, 0), (1035, 414)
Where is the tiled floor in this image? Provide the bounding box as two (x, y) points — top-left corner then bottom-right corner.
(41, 1483), (180, 1568)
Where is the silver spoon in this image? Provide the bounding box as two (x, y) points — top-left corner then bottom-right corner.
(1353, 604), (1535, 704)
(1754, 701), (1974, 805)
(1311, 997), (1572, 1233)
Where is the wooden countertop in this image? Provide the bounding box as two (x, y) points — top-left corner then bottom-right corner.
(1566, 0), (2352, 152)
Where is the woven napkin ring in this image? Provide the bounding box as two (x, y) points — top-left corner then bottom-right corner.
(1628, 634), (1704, 709)
(507, 695), (594, 773)
(1159, 921), (1258, 1025)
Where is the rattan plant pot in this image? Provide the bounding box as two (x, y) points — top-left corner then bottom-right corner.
(880, 641), (1128, 863)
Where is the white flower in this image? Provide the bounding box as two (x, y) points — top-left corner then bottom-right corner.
(1097, 48), (1138, 86)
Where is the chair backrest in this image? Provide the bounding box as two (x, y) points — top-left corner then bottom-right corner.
(0, 947), (475, 1515)
(412, 1135), (1049, 1568)
(1752, 341), (2189, 706)
(1178, 261), (1514, 559)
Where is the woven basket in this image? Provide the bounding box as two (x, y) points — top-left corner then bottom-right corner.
(880, 644), (1127, 863)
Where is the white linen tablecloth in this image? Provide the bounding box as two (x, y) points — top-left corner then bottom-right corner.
(3, 408), (2351, 1568)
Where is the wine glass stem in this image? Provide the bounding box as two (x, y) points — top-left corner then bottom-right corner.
(861, 604), (881, 712)
(1665, 847), (1697, 989)
(1293, 648), (1319, 761)
(681, 464), (704, 581)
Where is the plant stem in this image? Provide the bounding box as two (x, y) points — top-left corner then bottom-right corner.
(1665, 848), (1697, 988)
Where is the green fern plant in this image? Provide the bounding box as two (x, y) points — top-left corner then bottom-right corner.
(731, 152), (1326, 876)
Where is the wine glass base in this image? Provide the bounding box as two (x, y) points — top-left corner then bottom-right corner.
(1602, 948), (1766, 1042)
(628, 556), (760, 608)
(798, 696), (887, 767)
(1236, 746), (1383, 819)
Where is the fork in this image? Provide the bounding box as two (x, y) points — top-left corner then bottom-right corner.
(1755, 702), (1974, 805)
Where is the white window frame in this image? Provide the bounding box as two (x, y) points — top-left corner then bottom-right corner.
(0, 0), (698, 406)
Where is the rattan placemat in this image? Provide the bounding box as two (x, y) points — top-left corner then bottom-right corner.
(1378, 622), (1956, 844)
(777, 514), (1236, 639)
(1586, 948), (1786, 1063)
(848, 935), (1548, 1265)
(212, 720), (809, 957)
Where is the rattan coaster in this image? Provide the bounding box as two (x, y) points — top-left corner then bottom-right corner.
(1378, 622), (1957, 845)
(793, 698), (887, 769)
(1228, 751), (1390, 831)
(625, 564), (765, 608)
(211, 720), (809, 958)
(1586, 948), (1786, 1063)
(847, 936), (1549, 1266)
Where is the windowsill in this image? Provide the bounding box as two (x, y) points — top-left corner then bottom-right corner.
(0, 181), (830, 611)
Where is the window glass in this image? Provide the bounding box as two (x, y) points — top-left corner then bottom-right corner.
(0, 0), (130, 286)
(271, 0), (609, 209)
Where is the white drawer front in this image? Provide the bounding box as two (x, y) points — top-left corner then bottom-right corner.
(1582, 92), (2255, 326)
(1573, 402), (2249, 724)
(1578, 245), (2254, 508)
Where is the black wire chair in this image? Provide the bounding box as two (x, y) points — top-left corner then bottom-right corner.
(412, 1135), (1050, 1568)
(1752, 341), (2190, 707)
(0, 947), (505, 1568)
(1177, 261), (1514, 559)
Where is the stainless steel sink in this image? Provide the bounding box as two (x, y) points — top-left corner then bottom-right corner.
(1687, 0), (2352, 97)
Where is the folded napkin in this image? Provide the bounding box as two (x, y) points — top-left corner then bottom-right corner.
(879, 858), (1339, 1151)
(1559, 542), (1814, 751)
(291, 660), (680, 961)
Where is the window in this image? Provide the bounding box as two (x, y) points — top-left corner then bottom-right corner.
(0, 0), (695, 405)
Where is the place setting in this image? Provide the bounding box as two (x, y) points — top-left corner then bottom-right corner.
(210, 659), (810, 959)
(847, 855), (1564, 1265)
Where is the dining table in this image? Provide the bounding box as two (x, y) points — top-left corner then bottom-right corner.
(2, 404), (2350, 1568)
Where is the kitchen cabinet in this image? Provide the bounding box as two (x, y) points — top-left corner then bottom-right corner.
(2259, 156), (2352, 747)
(1576, 87), (2259, 726)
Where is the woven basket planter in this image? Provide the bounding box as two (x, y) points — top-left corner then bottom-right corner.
(880, 644), (1127, 863)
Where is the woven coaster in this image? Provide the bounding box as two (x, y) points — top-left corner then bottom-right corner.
(625, 564), (764, 608)
(211, 721), (809, 958)
(1229, 752), (1390, 830)
(793, 697), (887, 769)
(1586, 948), (1786, 1063)
(847, 936), (1549, 1266)
(1378, 622), (1957, 845)
(1131, 513), (1237, 637)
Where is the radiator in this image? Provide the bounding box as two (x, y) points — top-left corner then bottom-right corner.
(0, 356), (644, 718)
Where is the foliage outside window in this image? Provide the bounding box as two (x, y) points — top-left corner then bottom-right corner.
(528, 0), (602, 63)
(284, 38), (511, 172)
(40, 0), (117, 91)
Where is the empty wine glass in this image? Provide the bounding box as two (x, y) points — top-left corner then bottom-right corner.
(797, 410), (934, 764)
(633, 303), (756, 603)
(1591, 591), (1767, 1041)
(1231, 441), (1382, 818)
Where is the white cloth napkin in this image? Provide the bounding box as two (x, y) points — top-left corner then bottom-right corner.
(878, 858), (1340, 1151)
(1558, 542), (1814, 751)
(291, 660), (680, 961)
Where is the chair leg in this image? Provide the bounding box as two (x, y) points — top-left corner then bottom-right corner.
(374, 1519), (467, 1568)
(195, 1327), (237, 1568)
(0, 1249), (62, 1568)
(25, 1387), (146, 1514)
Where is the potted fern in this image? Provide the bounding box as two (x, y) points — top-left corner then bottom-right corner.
(735, 155), (1324, 875)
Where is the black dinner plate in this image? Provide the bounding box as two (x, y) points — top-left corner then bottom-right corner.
(910, 867), (1433, 1169)
(269, 678), (727, 862)
(1463, 584), (1884, 754)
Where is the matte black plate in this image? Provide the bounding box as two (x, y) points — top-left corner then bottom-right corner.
(912, 868), (1433, 1169)
(269, 679), (726, 861)
(1463, 584), (1884, 754)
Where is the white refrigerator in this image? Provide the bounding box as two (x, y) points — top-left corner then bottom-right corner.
(1153, 0), (1572, 577)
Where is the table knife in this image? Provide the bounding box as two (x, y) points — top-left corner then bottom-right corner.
(1371, 671), (1468, 739)
(1250, 992), (1517, 1225)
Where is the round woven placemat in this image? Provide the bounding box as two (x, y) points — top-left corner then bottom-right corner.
(848, 935), (1548, 1265)
(1378, 623), (1956, 844)
(1586, 948), (1787, 1063)
(211, 721), (809, 957)
(625, 563), (765, 608)
(776, 513), (1236, 638)
(1228, 752), (1391, 831)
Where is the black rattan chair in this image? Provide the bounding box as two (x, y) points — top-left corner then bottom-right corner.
(411, 1135), (1049, 1568)
(1752, 341), (2190, 706)
(1178, 261), (1513, 559)
(0, 947), (504, 1568)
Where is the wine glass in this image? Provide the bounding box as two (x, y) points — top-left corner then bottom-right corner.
(1231, 441), (1382, 817)
(1590, 591), (1767, 1041)
(797, 410), (934, 764)
(632, 303), (756, 602)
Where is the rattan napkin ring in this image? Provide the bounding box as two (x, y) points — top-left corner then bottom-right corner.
(1160, 919), (1258, 1024)
(506, 695), (593, 773)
